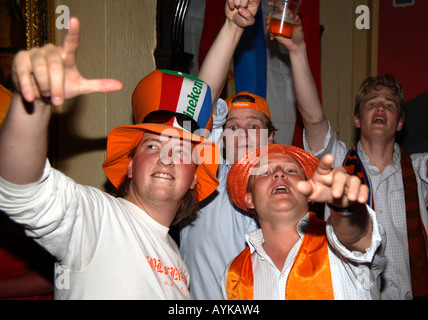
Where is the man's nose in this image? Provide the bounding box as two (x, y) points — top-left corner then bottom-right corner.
(273, 167), (286, 179)
(237, 128), (248, 138)
(158, 149), (174, 166)
(375, 103), (386, 112)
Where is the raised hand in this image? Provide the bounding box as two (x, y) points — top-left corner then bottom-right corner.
(297, 154), (370, 208)
(12, 17), (123, 106)
(265, 1), (304, 48)
(1, 17), (124, 186)
(226, 0), (260, 28)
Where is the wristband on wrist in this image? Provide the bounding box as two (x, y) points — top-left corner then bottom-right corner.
(327, 204), (354, 216)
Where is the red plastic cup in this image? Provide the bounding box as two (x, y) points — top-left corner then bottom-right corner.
(269, 0), (301, 38)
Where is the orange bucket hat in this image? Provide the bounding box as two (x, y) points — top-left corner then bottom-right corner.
(226, 144), (319, 212)
(103, 70), (219, 202)
(225, 91), (271, 120)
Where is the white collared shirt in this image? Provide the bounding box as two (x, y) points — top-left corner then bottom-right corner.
(303, 122), (428, 299)
(222, 210), (386, 300)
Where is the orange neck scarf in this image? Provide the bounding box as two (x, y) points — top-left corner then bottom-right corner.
(343, 144), (428, 298)
(226, 213), (334, 300)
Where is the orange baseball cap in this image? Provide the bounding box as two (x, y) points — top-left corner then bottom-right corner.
(226, 144), (319, 212)
(225, 91), (271, 120)
(103, 70), (219, 202)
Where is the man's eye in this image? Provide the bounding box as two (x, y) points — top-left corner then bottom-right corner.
(259, 168), (270, 176)
(249, 124), (259, 130)
(253, 167), (269, 176)
(258, 169), (268, 175)
(177, 148), (190, 156)
(176, 146), (192, 158)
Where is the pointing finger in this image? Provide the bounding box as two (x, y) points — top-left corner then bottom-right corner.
(310, 154), (335, 182)
(296, 180), (313, 197)
(79, 78), (124, 96)
(61, 17), (80, 67)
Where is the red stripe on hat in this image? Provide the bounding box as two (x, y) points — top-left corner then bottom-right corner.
(159, 73), (183, 112)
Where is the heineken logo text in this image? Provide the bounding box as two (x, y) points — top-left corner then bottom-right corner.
(183, 81), (204, 118)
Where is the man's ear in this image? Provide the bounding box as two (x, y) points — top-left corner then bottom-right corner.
(190, 174), (198, 190)
(396, 120), (404, 132)
(127, 159), (133, 178)
(244, 192), (255, 210)
(353, 115), (361, 128)
(268, 131), (274, 145)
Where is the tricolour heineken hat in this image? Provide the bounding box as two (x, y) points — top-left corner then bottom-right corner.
(132, 70), (213, 134)
(103, 70), (219, 202)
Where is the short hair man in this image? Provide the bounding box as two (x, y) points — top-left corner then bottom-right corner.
(0, 18), (219, 299)
(223, 144), (386, 300)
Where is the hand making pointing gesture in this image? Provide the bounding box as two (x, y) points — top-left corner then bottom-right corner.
(0, 17), (123, 186)
(297, 154), (370, 208)
(12, 17), (123, 106)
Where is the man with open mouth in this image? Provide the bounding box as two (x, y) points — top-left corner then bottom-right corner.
(223, 144), (386, 300)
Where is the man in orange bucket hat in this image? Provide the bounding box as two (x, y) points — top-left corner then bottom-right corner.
(0, 18), (219, 299)
(103, 69), (219, 207)
(224, 144), (386, 300)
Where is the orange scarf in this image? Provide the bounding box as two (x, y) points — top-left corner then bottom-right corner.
(226, 213), (334, 300)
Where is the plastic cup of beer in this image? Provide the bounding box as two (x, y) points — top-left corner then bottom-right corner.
(269, 0), (300, 38)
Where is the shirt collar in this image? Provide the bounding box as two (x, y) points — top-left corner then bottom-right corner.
(357, 141), (401, 165)
(245, 212), (311, 255)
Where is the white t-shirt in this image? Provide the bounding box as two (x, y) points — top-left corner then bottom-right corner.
(0, 161), (190, 300)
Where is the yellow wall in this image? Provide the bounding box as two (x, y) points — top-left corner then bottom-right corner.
(53, 0), (156, 190)
(320, 0), (354, 148)
(320, 0), (378, 148)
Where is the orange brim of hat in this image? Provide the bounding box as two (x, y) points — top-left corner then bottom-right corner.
(103, 123), (219, 202)
(0, 85), (13, 130)
(226, 144), (319, 212)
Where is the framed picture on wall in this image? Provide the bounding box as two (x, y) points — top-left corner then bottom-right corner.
(0, 0), (54, 88)
(23, 0), (55, 48)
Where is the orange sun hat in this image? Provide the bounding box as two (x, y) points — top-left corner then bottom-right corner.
(103, 70), (219, 202)
(226, 144), (319, 212)
(225, 91), (271, 120)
